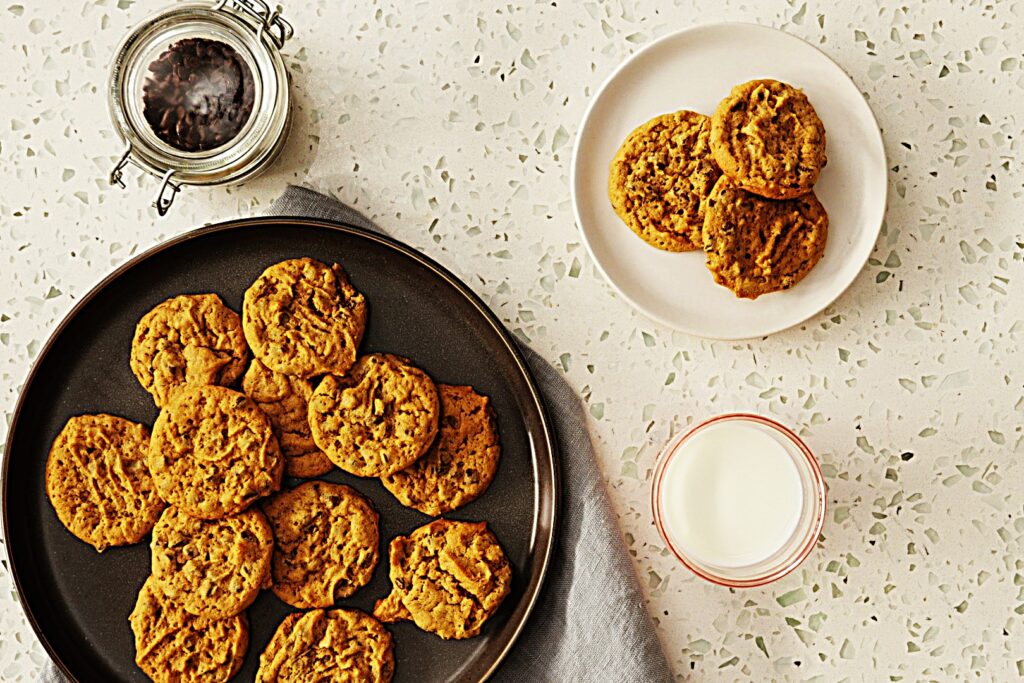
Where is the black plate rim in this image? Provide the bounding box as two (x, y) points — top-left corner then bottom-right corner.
(1, 215), (560, 683)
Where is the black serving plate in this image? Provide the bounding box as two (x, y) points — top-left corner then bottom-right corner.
(2, 217), (558, 682)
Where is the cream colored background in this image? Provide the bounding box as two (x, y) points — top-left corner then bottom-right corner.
(1, 0), (1022, 680)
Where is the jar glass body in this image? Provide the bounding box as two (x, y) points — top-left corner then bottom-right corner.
(652, 413), (827, 588)
(108, 0), (292, 212)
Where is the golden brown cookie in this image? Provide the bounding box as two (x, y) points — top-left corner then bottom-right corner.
(373, 519), (511, 640)
(150, 506), (274, 620)
(149, 385), (283, 519)
(371, 592), (412, 623)
(710, 79), (826, 200)
(262, 481), (379, 608)
(242, 258), (367, 379)
(256, 609), (395, 683)
(702, 176), (829, 299)
(381, 384), (500, 516)
(608, 110), (721, 252)
(130, 294), (248, 408)
(45, 414), (164, 552)
(242, 358), (333, 478)
(308, 354), (440, 478)
(129, 576), (249, 683)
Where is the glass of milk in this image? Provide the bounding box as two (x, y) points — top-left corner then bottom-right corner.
(652, 413), (826, 587)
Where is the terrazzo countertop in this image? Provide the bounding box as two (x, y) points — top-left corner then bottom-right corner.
(2, 0), (1022, 680)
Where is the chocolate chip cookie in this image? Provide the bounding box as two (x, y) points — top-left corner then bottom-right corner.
(242, 258), (367, 379)
(130, 294), (248, 408)
(150, 506), (274, 620)
(381, 384), (500, 515)
(710, 79), (826, 200)
(262, 481), (379, 609)
(609, 110), (721, 251)
(308, 354), (440, 478)
(702, 176), (829, 299)
(129, 576), (249, 683)
(256, 609), (395, 683)
(374, 519), (511, 640)
(45, 414), (164, 552)
(149, 385), (283, 519)
(242, 358), (333, 478)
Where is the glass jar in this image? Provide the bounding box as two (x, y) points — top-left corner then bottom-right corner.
(107, 0), (293, 215)
(652, 413), (827, 587)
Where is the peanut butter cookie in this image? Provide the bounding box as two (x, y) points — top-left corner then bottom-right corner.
(374, 519), (511, 640)
(242, 358), (333, 478)
(130, 294), (248, 408)
(129, 576), (249, 683)
(149, 385), (283, 519)
(608, 110), (721, 251)
(371, 592), (412, 623)
(710, 79), (826, 199)
(381, 384), (500, 515)
(262, 481), (379, 609)
(242, 258), (367, 379)
(256, 609), (395, 683)
(45, 414), (164, 552)
(702, 176), (829, 299)
(308, 354), (440, 478)
(151, 506), (274, 620)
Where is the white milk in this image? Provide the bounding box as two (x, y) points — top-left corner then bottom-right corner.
(660, 422), (804, 568)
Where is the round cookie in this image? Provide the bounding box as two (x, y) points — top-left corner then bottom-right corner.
(608, 110), (721, 252)
(373, 519), (511, 640)
(308, 354), (440, 478)
(242, 258), (367, 379)
(242, 358), (333, 478)
(701, 176), (829, 299)
(256, 609), (395, 683)
(262, 481), (379, 608)
(381, 384), (500, 515)
(149, 385), (284, 519)
(710, 79), (826, 200)
(151, 506), (274, 620)
(45, 414), (164, 552)
(129, 576), (249, 683)
(130, 293), (248, 408)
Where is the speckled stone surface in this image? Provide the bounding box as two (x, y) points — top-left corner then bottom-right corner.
(1, 1), (1023, 681)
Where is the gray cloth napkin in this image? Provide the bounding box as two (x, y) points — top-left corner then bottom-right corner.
(42, 185), (672, 683)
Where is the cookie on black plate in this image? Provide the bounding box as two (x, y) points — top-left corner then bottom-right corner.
(45, 414), (165, 552)
(381, 384), (500, 516)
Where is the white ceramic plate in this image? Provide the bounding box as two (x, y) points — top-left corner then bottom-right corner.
(572, 23), (887, 339)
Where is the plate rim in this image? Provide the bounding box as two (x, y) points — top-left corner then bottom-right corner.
(1, 216), (560, 683)
(570, 21), (889, 340)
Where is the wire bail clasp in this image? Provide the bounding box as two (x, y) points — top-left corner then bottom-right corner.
(109, 143), (181, 216)
(109, 143), (134, 188)
(213, 0), (293, 48)
(152, 170), (180, 216)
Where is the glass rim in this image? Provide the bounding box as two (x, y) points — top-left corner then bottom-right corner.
(651, 413), (827, 588)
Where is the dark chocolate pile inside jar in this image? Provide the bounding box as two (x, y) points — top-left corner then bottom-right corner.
(142, 38), (255, 153)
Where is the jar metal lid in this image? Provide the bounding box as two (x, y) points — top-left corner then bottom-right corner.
(108, 0), (292, 214)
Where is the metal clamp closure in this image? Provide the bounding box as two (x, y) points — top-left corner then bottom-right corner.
(213, 0), (293, 49)
(109, 143), (182, 216)
(152, 170), (181, 216)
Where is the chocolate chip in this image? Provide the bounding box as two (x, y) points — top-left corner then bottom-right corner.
(142, 38), (255, 153)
